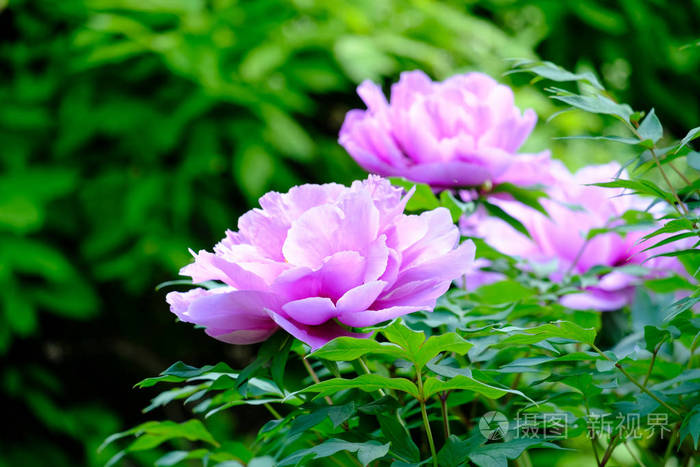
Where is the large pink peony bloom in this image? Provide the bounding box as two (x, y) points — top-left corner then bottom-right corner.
(339, 70), (551, 189)
(461, 162), (689, 310)
(167, 176), (475, 349)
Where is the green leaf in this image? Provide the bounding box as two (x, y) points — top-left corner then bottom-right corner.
(389, 177), (440, 212)
(310, 336), (406, 361)
(468, 438), (563, 467)
(643, 325), (671, 352)
(495, 321), (597, 347)
(640, 232), (697, 253)
(277, 439), (390, 466)
(677, 126), (700, 151)
(642, 219), (695, 240)
(550, 93), (633, 122)
(482, 201), (531, 238)
(638, 108), (663, 143)
(381, 321), (426, 355)
(491, 183), (548, 216)
(440, 190), (468, 222)
(377, 413), (421, 463)
(437, 435), (482, 467)
(304, 374), (420, 399)
(557, 135), (643, 145)
(101, 420), (219, 453)
(592, 179), (674, 203)
(688, 151), (700, 170)
(423, 375), (510, 400)
(644, 248), (699, 264)
(415, 333), (473, 369)
(135, 362), (236, 388)
(473, 280), (534, 305)
(679, 406), (700, 450)
(511, 60), (604, 90)
(271, 335), (293, 389)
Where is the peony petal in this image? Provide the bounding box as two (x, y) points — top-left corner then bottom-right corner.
(183, 290), (281, 330)
(205, 327), (278, 345)
(339, 305), (426, 328)
(393, 239), (475, 288)
(282, 297), (338, 326)
(267, 311), (371, 350)
(374, 278), (449, 309)
(336, 280), (387, 314)
(282, 204), (344, 268)
(560, 288), (632, 311)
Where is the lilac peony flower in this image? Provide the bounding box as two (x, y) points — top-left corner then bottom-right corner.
(167, 176), (475, 349)
(339, 70), (551, 189)
(461, 161), (690, 310)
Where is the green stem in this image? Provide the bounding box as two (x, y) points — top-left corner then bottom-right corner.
(584, 399), (602, 466)
(643, 337), (666, 387)
(599, 433), (619, 467)
(354, 357), (386, 397)
(264, 403), (282, 420)
(592, 345), (680, 417)
(623, 440), (646, 467)
(687, 331), (700, 370)
(662, 423), (681, 465)
(416, 371), (438, 467)
(303, 358), (334, 406)
(628, 124), (689, 217)
(439, 392), (450, 439)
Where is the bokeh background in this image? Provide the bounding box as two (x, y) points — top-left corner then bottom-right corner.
(1, 0), (699, 465)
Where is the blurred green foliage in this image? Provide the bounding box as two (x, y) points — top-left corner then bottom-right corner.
(1, 0), (698, 465)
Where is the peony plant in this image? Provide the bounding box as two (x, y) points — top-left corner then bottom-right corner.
(104, 63), (699, 467)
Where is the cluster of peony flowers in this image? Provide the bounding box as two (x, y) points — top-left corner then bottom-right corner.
(168, 70), (689, 348)
(459, 161), (689, 310)
(167, 177), (475, 349)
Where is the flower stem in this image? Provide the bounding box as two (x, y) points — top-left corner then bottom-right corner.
(439, 392), (450, 439)
(416, 371), (438, 467)
(354, 357), (386, 397)
(264, 403), (282, 420)
(303, 357), (334, 406)
(642, 337), (666, 387)
(687, 331), (700, 370)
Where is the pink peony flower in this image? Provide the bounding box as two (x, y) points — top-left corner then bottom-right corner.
(339, 70), (551, 189)
(167, 176), (475, 349)
(461, 161), (690, 310)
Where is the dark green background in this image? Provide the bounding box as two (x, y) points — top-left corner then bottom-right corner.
(1, 0), (698, 465)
